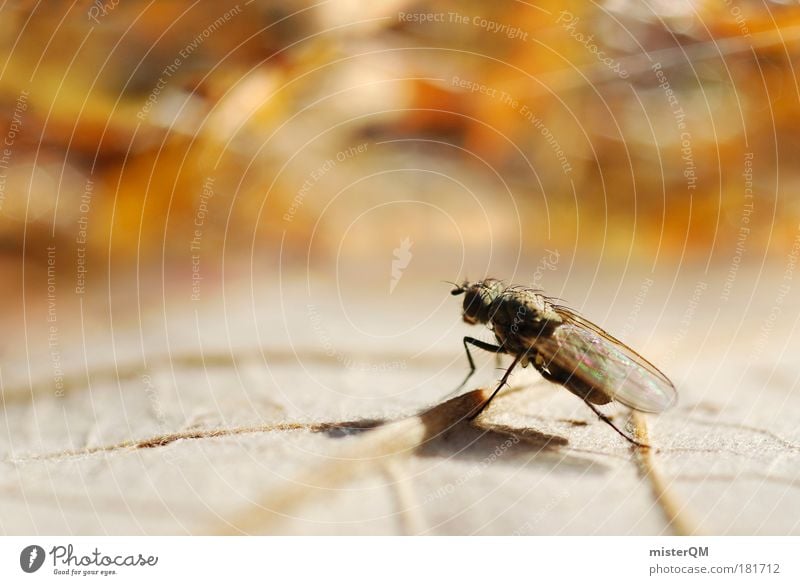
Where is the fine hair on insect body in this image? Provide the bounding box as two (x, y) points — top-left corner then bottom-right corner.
(450, 278), (677, 447)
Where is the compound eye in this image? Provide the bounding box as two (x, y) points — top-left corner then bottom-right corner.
(463, 290), (481, 312)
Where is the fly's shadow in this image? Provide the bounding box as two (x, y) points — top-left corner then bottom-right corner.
(312, 390), (608, 474)
(415, 419), (608, 474)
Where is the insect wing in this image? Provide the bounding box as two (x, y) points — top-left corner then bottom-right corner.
(536, 310), (677, 413)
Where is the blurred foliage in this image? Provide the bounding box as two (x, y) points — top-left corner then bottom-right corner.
(0, 0), (799, 278)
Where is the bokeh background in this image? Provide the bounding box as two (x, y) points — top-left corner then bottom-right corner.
(2, 0), (800, 535)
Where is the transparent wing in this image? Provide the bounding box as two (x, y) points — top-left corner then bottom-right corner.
(534, 308), (677, 413)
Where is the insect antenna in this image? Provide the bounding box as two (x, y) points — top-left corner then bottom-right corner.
(444, 279), (466, 295)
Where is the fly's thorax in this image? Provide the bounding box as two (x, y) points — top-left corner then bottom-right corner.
(490, 288), (563, 339)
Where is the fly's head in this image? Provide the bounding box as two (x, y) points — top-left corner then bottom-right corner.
(450, 279), (504, 325)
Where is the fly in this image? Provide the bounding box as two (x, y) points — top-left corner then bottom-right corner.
(451, 279), (677, 447)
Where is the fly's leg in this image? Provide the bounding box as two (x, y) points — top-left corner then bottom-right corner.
(448, 337), (506, 398)
(469, 353), (522, 420)
(534, 362), (650, 449)
(534, 365), (650, 448)
(581, 400), (650, 449)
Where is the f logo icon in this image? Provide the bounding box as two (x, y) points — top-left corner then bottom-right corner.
(20, 545), (45, 573)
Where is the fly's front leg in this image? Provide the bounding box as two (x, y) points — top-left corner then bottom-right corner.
(448, 337), (506, 398)
(470, 353), (522, 420)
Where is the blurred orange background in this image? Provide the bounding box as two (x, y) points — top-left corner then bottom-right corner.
(0, 0), (799, 348)
(2, 0), (800, 538)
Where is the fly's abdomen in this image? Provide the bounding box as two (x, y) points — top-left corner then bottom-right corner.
(546, 362), (613, 405)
